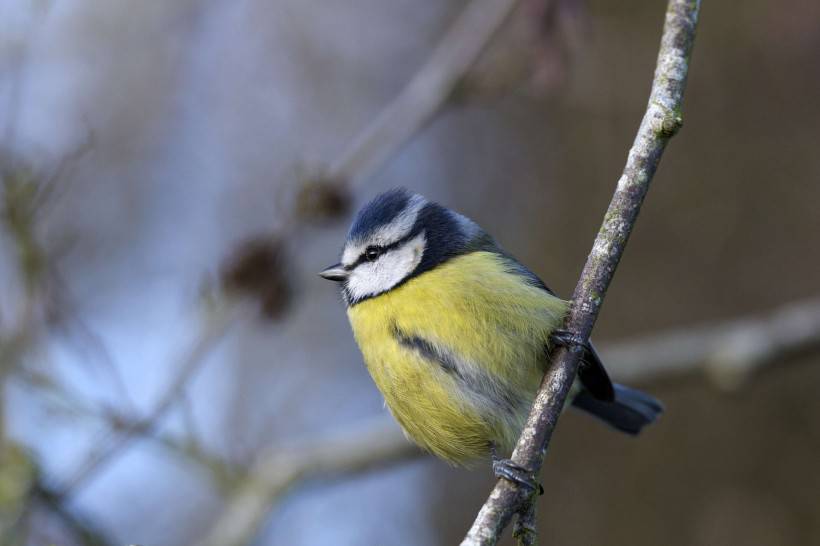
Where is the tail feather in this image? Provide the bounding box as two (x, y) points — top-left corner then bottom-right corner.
(571, 383), (663, 435)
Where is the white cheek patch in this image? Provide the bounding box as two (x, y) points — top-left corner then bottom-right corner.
(346, 232), (426, 301)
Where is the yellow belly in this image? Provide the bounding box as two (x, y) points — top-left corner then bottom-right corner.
(347, 251), (568, 465)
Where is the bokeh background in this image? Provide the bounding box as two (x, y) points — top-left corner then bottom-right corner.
(1, 0), (819, 545)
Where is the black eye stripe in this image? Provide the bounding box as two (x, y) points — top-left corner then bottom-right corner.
(347, 231), (418, 269)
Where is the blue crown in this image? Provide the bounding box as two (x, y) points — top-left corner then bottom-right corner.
(347, 187), (415, 242)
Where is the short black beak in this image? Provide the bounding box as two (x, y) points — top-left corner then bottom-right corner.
(319, 263), (349, 282)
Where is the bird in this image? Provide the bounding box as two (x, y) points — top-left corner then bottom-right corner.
(319, 188), (662, 490)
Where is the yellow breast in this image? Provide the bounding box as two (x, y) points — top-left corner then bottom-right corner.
(347, 251), (568, 465)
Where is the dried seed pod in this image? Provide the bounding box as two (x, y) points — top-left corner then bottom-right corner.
(293, 177), (352, 225)
(220, 236), (292, 320)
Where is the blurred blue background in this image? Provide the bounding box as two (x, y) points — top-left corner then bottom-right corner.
(1, 0), (819, 545)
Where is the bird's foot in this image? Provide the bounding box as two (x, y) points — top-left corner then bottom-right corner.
(549, 329), (586, 351)
(492, 457), (543, 495)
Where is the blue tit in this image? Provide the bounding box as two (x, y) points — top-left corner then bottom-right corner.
(320, 188), (662, 486)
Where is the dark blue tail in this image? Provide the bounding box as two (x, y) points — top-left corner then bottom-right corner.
(572, 383), (663, 435)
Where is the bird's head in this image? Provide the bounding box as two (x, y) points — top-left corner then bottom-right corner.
(320, 188), (489, 305)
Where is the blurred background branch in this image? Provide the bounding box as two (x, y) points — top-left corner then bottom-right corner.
(201, 416), (419, 546)
(326, 0), (521, 190)
(52, 297), (256, 498)
(608, 297), (820, 390)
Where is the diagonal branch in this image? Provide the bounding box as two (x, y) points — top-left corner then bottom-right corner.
(462, 1), (702, 544)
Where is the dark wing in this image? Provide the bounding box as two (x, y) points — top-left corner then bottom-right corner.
(577, 341), (615, 402)
(496, 251), (616, 402)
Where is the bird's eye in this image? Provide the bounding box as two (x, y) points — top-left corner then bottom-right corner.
(364, 246), (383, 261)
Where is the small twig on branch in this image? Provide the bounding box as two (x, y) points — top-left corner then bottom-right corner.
(462, 1), (702, 544)
(200, 416), (420, 546)
(324, 0), (521, 189)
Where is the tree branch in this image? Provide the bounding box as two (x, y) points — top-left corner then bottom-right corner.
(462, 1), (701, 544)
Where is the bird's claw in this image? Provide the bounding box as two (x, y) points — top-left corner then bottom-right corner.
(550, 329), (586, 351)
(492, 458), (544, 495)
